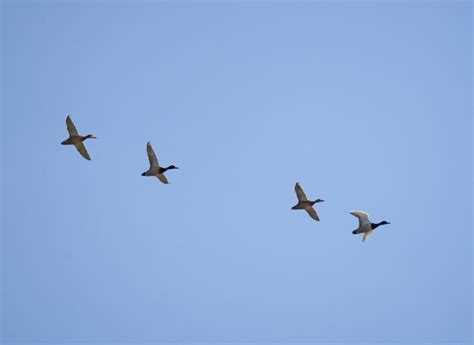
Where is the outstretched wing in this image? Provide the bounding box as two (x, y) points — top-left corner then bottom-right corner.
(66, 115), (79, 136)
(305, 206), (320, 221)
(350, 211), (370, 227)
(147, 142), (160, 169)
(74, 142), (91, 160)
(363, 230), (373, 242)
(156, 174), (169, 184)
(295, 183), (308, 202)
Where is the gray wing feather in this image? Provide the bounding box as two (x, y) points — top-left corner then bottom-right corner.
(66, 116), (79, 136)
(147, 142), (160, 169)
(74, 142), (91, 160)
(295, 183), (308, 202)
(350, 211), (370, 227)
(363, 231), (372, 242)
(157, 174), (169, 184)
(305, 206), (320, 221)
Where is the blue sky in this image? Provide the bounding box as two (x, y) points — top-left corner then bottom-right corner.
(1, 1), (472, 344)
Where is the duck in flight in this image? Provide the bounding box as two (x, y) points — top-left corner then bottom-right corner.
(141, 142), (178, 184)
(350, 210), (390, 242)
(291, 182), (325, 221)
(61, 115), (97, 160)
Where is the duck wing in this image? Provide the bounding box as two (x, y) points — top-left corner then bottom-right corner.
(295, 183), (308, 202)
(66, 115), (79, 136)
(350, 210), (370, 227)
(362, 230), (373, 242)
(74, 142), (91, 160)
(305, 206), (320, 221)
(146, 142), (160, 169)
(156, 174), (169, 184)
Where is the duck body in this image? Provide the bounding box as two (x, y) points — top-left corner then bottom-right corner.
(350, 211), (390, 242)
(61, 115), (96, 160)
(141, 142), (178, 184)
(61, 134), (96, 146)
(291, 182), (324, 221)
(291, 200), (319, 210)
(141, 165), (178, 176)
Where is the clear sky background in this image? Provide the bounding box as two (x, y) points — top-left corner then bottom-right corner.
(1, 1), (472, 344)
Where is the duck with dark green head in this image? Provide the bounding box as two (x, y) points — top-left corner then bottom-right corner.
(350, 210), (390, 242)
(141, 142), (179, 184)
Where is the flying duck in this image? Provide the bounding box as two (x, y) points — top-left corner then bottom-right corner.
(61, 115), (97, 160)
(291, 182), (325, 221)
(350, 210), (390, 242)
(141, 142), (178, 184)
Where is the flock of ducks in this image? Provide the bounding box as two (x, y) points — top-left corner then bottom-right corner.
(290, 183), (390, 241)
(61, 115), (391, 242)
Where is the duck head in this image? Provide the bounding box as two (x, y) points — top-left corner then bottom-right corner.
(84, 134), (97, 139)
(166, 165), (179, 170)
(371, 220), (391, 230)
